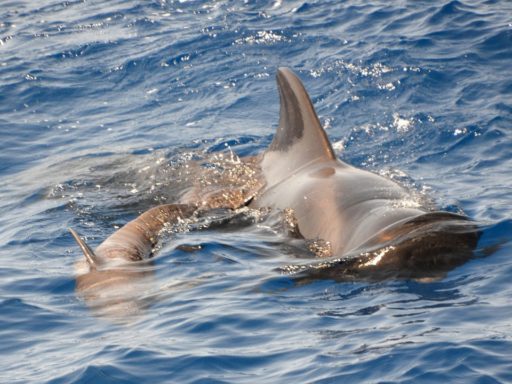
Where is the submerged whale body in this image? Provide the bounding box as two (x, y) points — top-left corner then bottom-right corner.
(70, 67), (479, 321)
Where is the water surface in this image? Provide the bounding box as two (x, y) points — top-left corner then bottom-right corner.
(1, 0), (512, 382)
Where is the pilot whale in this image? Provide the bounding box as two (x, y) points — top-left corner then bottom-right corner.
(70, 67), (479, 320)
(249, 68), (478, 281)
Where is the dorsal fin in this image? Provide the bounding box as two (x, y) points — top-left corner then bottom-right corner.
(260, 68), (337, 186)
(69, 228), (102, 270)
(268, 67), (335, 160)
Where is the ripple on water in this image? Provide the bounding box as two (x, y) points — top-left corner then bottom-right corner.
(1, 0), (512, 383)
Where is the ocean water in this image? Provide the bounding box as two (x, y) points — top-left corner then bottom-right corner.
(2, 0), (512, 382)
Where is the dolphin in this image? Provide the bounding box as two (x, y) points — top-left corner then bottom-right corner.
(248, 68), (479, 280)
(70, 204), (198, 323)
(70, 67), (479, 321)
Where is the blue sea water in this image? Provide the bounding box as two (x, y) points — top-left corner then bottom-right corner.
(1, 0), (512, 382)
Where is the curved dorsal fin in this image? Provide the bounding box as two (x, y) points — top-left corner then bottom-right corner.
(268, 67), (335, 160)
(69, 228), (102, 270)
(260, 68), (337, 186)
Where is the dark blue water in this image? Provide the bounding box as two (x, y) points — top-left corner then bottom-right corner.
(2, 0), (512, 382)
